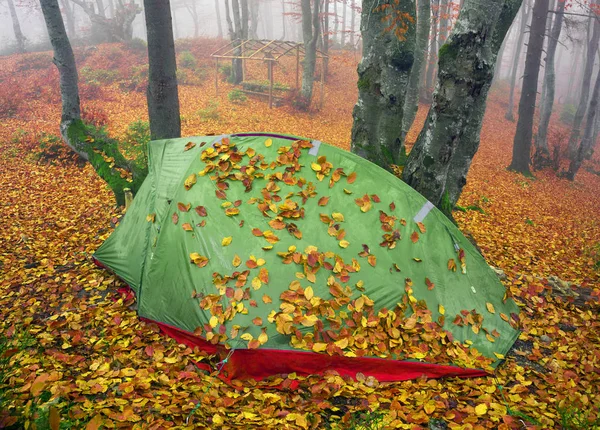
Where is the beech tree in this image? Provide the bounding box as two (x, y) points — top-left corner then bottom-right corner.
(7, 0), (26, 52)
(298, 0), (320, 109)
(505, 0), (530, 121)
(508, 0), (549, 175)
(39, 0), (146, 206)
(68, 0), (142, 42)
(350, 0), (520, 215)
(567, 5), (600, 158)
(144, 0), (181, 140)
(224, 0), (249, 84)
(402, 0), (521, 213)
(533, 0), (565, 169)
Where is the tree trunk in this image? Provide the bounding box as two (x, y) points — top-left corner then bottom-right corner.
(505, 0), (530, 121)
(565, 67), (600, 179)
(281, 0), (286, 39)
(508, 0), (549, 176)
(107, 0), (114, 17)
(538, 0), (555, 109)
(69, 0), (141, 42)
(350, 0), (416, 168)
(400, 0), (431, 149)
(8, 0), (26, 52)
(60, 0), (76, 38)
(341, 0), (346, 46)
(299, 0), (320, 109)
(323, 0), (330, 77)
(228, 0), (248, 84)
(249, 0), (259, 39)
(96, 0), (106, 17)
(567, 6), (600, 157)
(350, 0), (355, 47)
(144, 0), (181, 140)
(438, 0), (448, 45)
(443, 0), (522, 209)
(533, 0), (564, 169)
(421, 0), (439, 102)
(403, 0), (519, 213)
(333, 0), (338, 44)
(172, 4), (179, 39)
(216, 0), (223, 38)
(40, 0), (145, 206)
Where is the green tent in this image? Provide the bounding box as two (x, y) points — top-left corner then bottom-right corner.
(94, 132), (520, 381)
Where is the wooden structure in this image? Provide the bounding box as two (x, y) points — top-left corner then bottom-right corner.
(211, 39), (328, 109)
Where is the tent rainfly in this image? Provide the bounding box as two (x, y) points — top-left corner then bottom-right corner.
(94, 132), (520, 382)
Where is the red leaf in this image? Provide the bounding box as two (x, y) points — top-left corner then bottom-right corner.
(195, 206), (207, 216)
(172, 213), (179, 224)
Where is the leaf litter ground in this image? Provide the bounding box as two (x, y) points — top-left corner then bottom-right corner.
(0, 42), (599, 429)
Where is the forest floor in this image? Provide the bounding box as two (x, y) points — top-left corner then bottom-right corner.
(0, 40), (599, 429)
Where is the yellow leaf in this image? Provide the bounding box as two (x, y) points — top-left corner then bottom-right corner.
(232, 254), (241, 267)
(209, 316), (218, 328)
(213, 414), (224, 425)
(222, 236), (232, 246)
(475, 404), (488, 416)
(240, 333), (253, 341)
(424, 402), (436, 415)
(486, 302), (496, 314)
(184, 173), (197, 190)
(334, 338), (349, 349)
(312, 342), (327, 352)
(439, 304), (445, 315)
(146, 213), (155, 223)
(332, 212), (344, 222)
(305, 286), (314, 300)
(252, 277), (262, 290)
(311, 162), (322, 171)
(339, 240), (350, 248)
(265, 138), (273, 147)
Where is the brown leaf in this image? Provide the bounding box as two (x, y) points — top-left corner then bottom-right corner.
(177, 202), (191, 212)
(195, 206), (207, 216)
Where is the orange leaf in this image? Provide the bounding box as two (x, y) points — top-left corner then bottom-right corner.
(177, 202), (191, 212)
(347, 171), (357, 184)
(172, 213), (179, 224)
(410, 231), (419, 243)
(184, 141), (196, 151)
(318, 196), (330, 206)
(182, 223), (193, 231)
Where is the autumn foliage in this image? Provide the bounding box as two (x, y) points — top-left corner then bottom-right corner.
(0, 40), (599, 428)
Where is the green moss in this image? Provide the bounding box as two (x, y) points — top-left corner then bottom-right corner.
(66, 120), (147, 206)
(438, 43), (459, 62)
(441, 190), (453, 218)
(357, 76), (370, 91)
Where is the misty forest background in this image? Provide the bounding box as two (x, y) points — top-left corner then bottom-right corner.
(1, 0), (600, 429)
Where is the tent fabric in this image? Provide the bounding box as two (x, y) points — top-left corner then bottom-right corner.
(94, 132), (520, 381)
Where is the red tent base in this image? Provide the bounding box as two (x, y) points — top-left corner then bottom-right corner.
(93, 257), (488, 384)
(152, 319), (488, 384)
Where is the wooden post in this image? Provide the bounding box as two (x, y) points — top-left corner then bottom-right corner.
(295, 45), (300, 90)
(269, 60), (274, 109)
(215, 57), (219, 96)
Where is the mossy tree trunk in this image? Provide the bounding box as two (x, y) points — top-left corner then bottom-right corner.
(402, 0), (518, 215)
(443, 0), (522, 208)
(401, 0), (431, 149)
(144, 0), (181, 141)
(567, 6), (600, 158)
(505, 0), (530, 121)
(508, 0), (549, 176)
(350, 0), (416, 169)
(40, 0), (146, 207)
(533, 0), (564, 170)
(299, 0), (320, 109)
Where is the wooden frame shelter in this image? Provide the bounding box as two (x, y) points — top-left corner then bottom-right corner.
(211, 39), (328, 108)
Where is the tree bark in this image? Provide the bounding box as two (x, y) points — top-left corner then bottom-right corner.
(249, 0), (259, 39)
(216, 0), (223, 38)
(565, 66), (600, 179)
(421, 0), (439, 102)
(401, 0), (431, 149)
(144, 0), (181, 140)
(350, 0), (356, 47)
(69, 0), (141, 42)
(567, 5), (600, 157)
(8, 0), (27, 52)
(403, 0), (519, 214)
(350, 0), (416, 168)
(323, 0), (330, 76)
(229, 0), (248, 84)
(341, 0), (347, 46)
(299, 0), (320, 109)
(443, 0), (522, 208)
(40, 0), (145, 206)
(438, 0), (449, 45)
(508, 0), (549, 175)
(60, 0), (76, 37)
(505, 0), (530, 121)
(533, 0), (564, 169)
